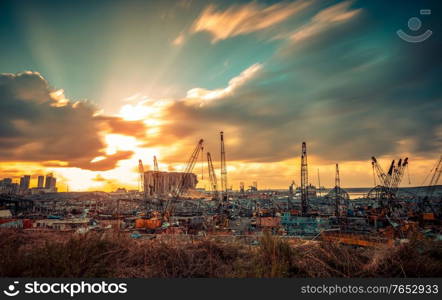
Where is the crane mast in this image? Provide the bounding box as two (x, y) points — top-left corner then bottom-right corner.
(301, 142), (309, 215)
(371, 157), (390, 187)
(163, 139), (204, 216)
(389, 158), (408, 195)
(220, 131), (228, 201)
(426, 155), (442, 201)
(334, 163), (341, 216)
(207, 152), (218, 200)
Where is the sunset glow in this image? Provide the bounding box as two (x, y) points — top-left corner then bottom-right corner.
(0, 0), (440, 192)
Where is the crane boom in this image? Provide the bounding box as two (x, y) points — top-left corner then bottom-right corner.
(334, 163), (340, 216)
(389, 157), (408, 195)
(371, 157), (392, 187)
(301, 142), (309, 215)
(207, 152), (218, 199)
(163, 139), (204, 216)
(426, 155), (442, 200)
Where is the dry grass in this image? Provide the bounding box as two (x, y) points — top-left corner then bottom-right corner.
(0, 229), (441, 278)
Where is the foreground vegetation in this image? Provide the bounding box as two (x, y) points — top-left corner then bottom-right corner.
(0, 230), (441, 278)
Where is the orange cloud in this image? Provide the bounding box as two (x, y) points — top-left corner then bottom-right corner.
(192, 0), (312, 42)
(0, 72), (147, 171)
(291, 1), (361, 42)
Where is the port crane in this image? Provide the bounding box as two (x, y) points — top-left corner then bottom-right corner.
(420, 155), (442, 219)
(301, 142), (309, 215)
(334, 163), (341, 216)
(162, 139), (204, 219)
(220, 131), (228, 202)
(324, 163), (349, 217)
(389, 158), (408, 196)
(371, 157), (408, 206)
(207, 152), (219, 201)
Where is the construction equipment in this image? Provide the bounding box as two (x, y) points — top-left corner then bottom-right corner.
(207, 152), (219, 200)
(220, 131), (228, 202)
(370, 157), (408, 207)
(163, 139), (204, 218)
(334, 163), (341, 216)
(220, 131), (227, 197)
(425, 155), (442, 200)
(420, 155), (442, 218)
(371, 157), (393, 189)
(389, 157), (408, 196)
(301, 142), (309, 215)
(326, 163), (349, 217)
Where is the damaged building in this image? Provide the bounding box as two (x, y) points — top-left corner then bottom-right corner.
(144, 171), (198, 196)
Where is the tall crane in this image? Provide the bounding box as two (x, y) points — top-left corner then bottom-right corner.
(207, 152), (218, 200)
(425, 155), (442, 199)
(220, 131), (228, 202)
(371, 156), (409, 209)
(325, 163), (349, 217)
(163, 139), (204, 217)
(317, 168), (322, 197)
(389, 157), (408, 195)
(334, 163), (341, 216)
(301, 142), (309, 215)
(371, 157), (392, 188)
(420, 155), (442, 216)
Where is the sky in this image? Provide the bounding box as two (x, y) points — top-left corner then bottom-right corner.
(0, 0), (441, 191)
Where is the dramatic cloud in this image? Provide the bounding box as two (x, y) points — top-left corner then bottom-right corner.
(291, 1), (361, 41)
(191, 0), (312, 42)
(185, 63), (262, 106)
(143, 1), (441, 165)
(0, 72), (147, 171)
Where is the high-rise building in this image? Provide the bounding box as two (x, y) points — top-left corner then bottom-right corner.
(43, 173), (57, 192)
(0, 178), (18, 194)
(2, 178), (12, 185)
(50, 177), (57, 189)
(37, 175), (44, 188)
(19, 175), (31, 190)
(44, 173), (53, 189)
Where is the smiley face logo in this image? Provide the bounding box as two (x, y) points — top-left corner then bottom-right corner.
(3, 281), (20, 297)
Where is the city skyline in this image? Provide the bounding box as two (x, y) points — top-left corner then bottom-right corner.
(0, 0), (441, 192)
